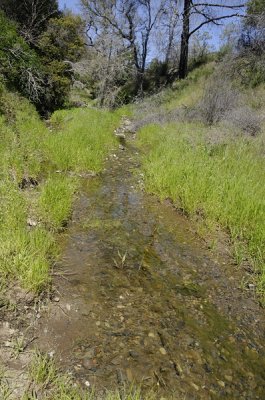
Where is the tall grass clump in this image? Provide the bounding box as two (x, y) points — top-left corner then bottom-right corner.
(0, 179), (57, 291)
(38, 175), (77, 230)
(0, 91), (48, 180)
(46, 107), (121, 172)
(138, 122), (265, 294)
(0, 91), (56, 291)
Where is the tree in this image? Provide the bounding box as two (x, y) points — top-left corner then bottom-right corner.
(246, 0), (265, 27)
(163, 0), (180, 65)
(247, 0), (265, 15)
(81, 0), (167, 92)
(0, 11), (45, 103)
(235, 0), (265, 86)
(215, 1), (264, 87)
(37, 14), (85, 113)
(178, 1), (246, 79)
(78, 33), (134, 107)
(0, 0), (60, 44)
(189, 31), (212, 69)
(153, 0), (180, 80)
(38, 13), (85, 61)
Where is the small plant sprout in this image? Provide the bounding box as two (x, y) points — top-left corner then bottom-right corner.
(12, 337), (25, 358)
(0, 368), (12, 400)
(113, 250), (127, 269)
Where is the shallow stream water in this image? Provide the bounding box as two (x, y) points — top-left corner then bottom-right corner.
(38, 132), (265, 399)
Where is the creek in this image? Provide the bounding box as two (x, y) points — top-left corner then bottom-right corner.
(37, 129), (265, 399)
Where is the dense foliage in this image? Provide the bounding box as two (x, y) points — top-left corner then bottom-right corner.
(0, 12), (43, 103)
(37, 14), (85, 113)
(247, 0), (265, 15)
(236, 0), (265, 86)
(0, 0), (59, 43)
(0, 4), (84, 114)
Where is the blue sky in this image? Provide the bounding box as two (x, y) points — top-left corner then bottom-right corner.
(59, 0), (79, 13)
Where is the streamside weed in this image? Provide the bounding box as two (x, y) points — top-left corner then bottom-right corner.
(38, 175), (77, 231)
(46, 108), (120, 173)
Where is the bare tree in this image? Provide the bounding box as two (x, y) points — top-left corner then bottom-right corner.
(156, 0), (180, 65)
(1, 43), (45, 102)
(80, 0), (167, 91)
(165, 1), (180, 64)
(77, 32), (133, 107)
(178, 0), (246, 79)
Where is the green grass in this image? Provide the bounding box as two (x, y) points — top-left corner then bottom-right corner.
(0, 366), (12, 400)
(38, 175), (77, 230)
(135, 63), (214, 117)
(0, 177), (57, 291)
(0, 87), (124, 293)
(0, 91), (58, 292)
(137, 122), (265, 295)
(46, 107), (121, 172)
(164, 63), (214, 110)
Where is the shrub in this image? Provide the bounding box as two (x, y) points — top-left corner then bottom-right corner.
(0, 11), (85, 114)
(232, 9), (265, 87)
(0, 11), (44, 103)
(225, 106), (262, 136)
(199, 75), (239, 125)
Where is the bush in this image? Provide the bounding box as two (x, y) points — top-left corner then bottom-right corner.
(225, 106), (262, 136)
(233, 10), (265, 87)
(0, 0), (59, 42)
(0, 12), (44, 103)
(0, 11), (85, 114)
(199, 75), (239, 125)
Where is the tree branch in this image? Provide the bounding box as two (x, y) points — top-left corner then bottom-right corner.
(190, 2), (246, 9)
(189, 13), (246, 37)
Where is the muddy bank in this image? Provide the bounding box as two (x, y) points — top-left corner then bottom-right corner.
(31, 126), (265, 399)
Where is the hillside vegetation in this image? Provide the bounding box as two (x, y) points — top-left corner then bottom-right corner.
(0, 85), (122, 293)
(136, 64), (265, 298)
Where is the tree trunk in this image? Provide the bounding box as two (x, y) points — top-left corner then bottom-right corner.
(178, 0), (191, 79)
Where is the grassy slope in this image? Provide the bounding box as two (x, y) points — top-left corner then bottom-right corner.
(137, 65), (265, 297)
(0, 88), (122, 292)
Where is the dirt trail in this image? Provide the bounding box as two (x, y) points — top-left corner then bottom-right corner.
(34, 122), (265, 399)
